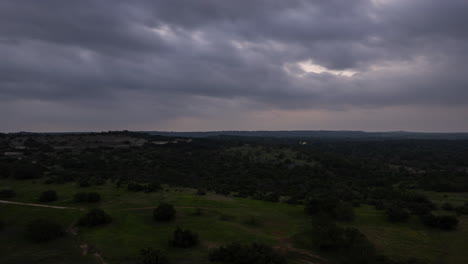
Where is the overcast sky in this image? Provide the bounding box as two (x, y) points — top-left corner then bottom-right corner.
(1, 0), (467, 132)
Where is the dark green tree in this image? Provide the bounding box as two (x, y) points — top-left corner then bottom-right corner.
(153, 203), (176, 221)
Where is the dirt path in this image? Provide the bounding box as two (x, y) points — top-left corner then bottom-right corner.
(0, 200), (82, 210)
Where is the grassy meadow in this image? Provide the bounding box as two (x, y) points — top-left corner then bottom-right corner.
(1, 179), (467, 264)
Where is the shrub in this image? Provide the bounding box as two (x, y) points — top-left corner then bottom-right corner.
(169, 227), (199, 248)
(139, 248), (168, 264)
(386, 206), (410, 222)
(153, 203), (176, 221)
(78, 208), (112, 227)
(26, 219), (64, 243)
(209, 243), (286, 264)
(39, 190), (57, 202)
(0, 188), (16, 199)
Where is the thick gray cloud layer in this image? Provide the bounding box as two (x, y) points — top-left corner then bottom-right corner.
(1, 0), (467, 132)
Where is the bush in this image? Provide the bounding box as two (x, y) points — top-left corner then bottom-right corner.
(153, 203), (176, 221)
(26, 219), (65, 243)
(0, 188), (16, 199)
(39, 190), (57, 202)
(169, 227), (199, 248)
(386, 206), (410, 222)
(209, 243), (286, 264)
(139, 248), (168, 264)
(196, 189), (207, 195)
(78, 208), (112, 227)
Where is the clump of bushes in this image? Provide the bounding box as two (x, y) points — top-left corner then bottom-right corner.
(0, 188), (16, 199)
(304, 195), (355, 221)
(420, 213), (458, 230)
(153, 203), (176, 221)
(39, 190), (57, 202)
(128, 182), (161, 193)
(169, 227), (199, 248)
(26, 219), (65, 242)
(209, 243), (286, 264)
(78, 208), (112, 227)
(73, 192), (101, 203)
(139, 247), (168, 264)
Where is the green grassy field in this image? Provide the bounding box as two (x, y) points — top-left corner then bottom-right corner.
(1, 179), (467, 264)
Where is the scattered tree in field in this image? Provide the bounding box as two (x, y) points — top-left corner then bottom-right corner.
(0, 188), (15, 199)
(209, 243), (286, 264)
(78, 208), (112, 227)
(139, 247), (168, 264)
(26, 219), (64, 243)
(153, 203), (176, 221)
(39, 190), (57, 202)
(169, 227), (199, 248)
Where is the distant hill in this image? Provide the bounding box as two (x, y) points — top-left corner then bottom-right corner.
(145, 130), (468, 140)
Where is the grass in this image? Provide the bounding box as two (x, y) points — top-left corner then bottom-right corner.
(1, 179), (468, 264)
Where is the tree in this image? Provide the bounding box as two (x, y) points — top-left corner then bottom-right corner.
(169, 227), (199, 248)
(39, 190), (57, 202)
(153, 203), (176, 221)
(139, 248), (168, 264)
(26, 219), (64, 243)
(78, 208), (112, 227)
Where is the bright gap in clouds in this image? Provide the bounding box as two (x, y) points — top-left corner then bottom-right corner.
(298, 60), (357, 77)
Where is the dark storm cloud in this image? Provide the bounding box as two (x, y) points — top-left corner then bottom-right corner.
(1, 0), (467, 131)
